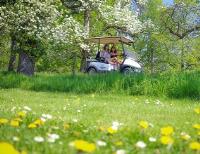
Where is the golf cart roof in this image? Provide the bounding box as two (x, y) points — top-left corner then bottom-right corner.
(87, 36), (133, 45)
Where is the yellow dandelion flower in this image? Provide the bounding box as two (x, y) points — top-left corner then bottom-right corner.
(0, 142), (20, 154)
(180, 132), (191, 141)
(0, 118), (9, 125)
(17, 111), (26, 118)
(71, 140), (96, 153)
(189, 142), (200, 151)
(64, 123), (70, 130)
(160, 136), (174, 145)
(107, 127), (117, 134)
(194, 108), (200, 114)
(193, 124), (200, 130)
(28, 123), (37, 129)
(161, 126), (174, 136)
(33, 119), (44, 126)
(10, 120), (19, 127)
(139, 121), (149, 129)
(198, 132), (200, 136)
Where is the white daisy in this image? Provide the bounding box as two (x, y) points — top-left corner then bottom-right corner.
(13, 136), (19, 142)
(34, 136), (44, 142)
(23, 106), (32, 111)
(135, 141), (146, 149)
(149, 137), (157, 142)
(116, 149), (126, 154)
(96, 140), (107, 147)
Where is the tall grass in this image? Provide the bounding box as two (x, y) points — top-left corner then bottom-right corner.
(0, 71), (199, 99)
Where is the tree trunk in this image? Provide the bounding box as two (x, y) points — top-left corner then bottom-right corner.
(71, 52), (77, 76)
(8, 36), (17, 72)
(150, 49), (154, 74)
(80, 49), (88, 72)
(180, 39), (184, 71)
(17, 51), (35, 76)
(84, 9), (90, 37)
(80, 9), (90, 72)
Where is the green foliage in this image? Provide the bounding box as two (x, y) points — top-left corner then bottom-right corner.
(0, 71), (199, 99)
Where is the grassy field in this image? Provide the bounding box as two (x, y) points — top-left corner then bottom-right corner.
(0, 71), (200, 99)
(0, 88), (199, 154)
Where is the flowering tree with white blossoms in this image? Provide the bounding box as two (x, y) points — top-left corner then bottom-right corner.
(99, 0), (152, 37)
(61, 0), (105, 71)
(0, 0), (85, 75)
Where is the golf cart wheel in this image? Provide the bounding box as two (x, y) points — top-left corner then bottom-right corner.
(88, 67), (97, 74)
(122, 67), (133, 75)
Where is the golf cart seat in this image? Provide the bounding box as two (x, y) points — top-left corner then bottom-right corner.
(95, 51), (106, 63)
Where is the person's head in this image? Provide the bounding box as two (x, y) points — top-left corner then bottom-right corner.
(103, 44), (109, 51)
(110, 45), (117, 53)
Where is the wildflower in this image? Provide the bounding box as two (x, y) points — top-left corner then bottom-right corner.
(135, 141), (146, 149)
(116, 149), (126, 154)
(0, 118), (9, 125)
(160, 136), (174, 145)
(28, 123), (37, 129)
(23, 106), (32, 111)
(96, 140), (107, 147)
(198, 131), (200, 136)
(0, 142), (20, 154)
(69, 140), (96, 153)
(193, 124), (200, 130)
(149, 137), (157, 142)
(139, 120), (149, 129)
(34, 136), (44, 143)
(189, 142), (200, 151)
(161, 126), (174, 136)
(12, 136), (20, 142)
(112, 121), (121, 128)
(33, 119), (44, 126)
(13, 118), (22, 122)
(194, 108), (200, 114)
(107, 127), (117, 134)
(41, 114), (52, 120)
(10, 120), (19, 127)
(180, 132), (191, 141)
(77, 110), (81, 113)
(17, 111), (26, 118)
(47, 134), (60, 143)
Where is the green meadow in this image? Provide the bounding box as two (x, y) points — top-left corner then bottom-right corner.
(0, 72), (199, 154)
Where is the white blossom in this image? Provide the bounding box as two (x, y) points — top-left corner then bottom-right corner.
(34, 136), (44, 142)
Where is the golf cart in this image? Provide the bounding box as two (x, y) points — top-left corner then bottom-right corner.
(86, 36), (142, 74)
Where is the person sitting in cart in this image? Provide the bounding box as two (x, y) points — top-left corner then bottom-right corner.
(110, 45), (121, 69)
(100, 44), (112, 64)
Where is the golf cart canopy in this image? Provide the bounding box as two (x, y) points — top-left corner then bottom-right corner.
(87, 36), (133, 45)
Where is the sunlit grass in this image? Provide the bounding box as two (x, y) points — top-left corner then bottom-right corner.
(0, 89), (199, 154)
